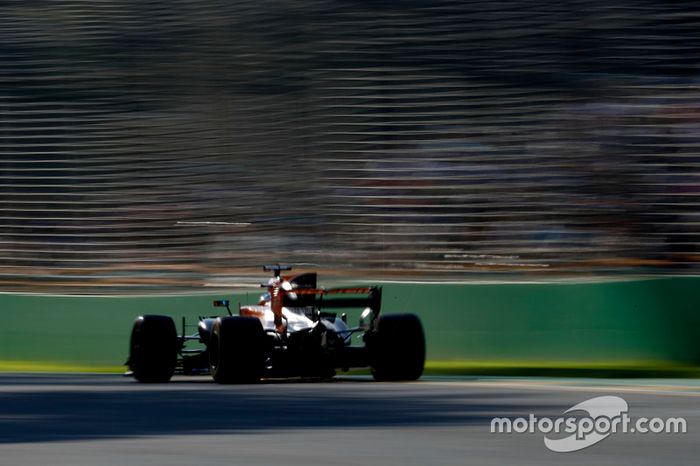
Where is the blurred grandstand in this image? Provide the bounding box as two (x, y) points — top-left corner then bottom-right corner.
(1, 0), (699, 292)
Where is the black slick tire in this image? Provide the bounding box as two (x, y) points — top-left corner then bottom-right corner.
(370, 313), (425, 381)
(209, 316), (266, 384)
(129, 315), (178, 383)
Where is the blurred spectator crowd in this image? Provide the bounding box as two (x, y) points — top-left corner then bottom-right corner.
(1, 0), (698, 292)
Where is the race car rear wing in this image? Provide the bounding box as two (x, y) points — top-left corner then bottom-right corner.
(283, 286), (382, 313)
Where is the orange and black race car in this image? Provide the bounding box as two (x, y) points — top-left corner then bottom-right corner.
(127, 265), (425, 383)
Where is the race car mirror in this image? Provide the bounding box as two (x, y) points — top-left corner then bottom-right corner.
(359, 307), (373, 330)
(213, 299), (232, 316)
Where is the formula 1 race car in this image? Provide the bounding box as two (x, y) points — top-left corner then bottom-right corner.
(127, 265), (425, 383)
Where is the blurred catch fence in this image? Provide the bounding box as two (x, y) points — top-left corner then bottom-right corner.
(1, 0), (699, 293)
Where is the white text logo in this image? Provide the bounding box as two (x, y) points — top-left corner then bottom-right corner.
(490, 396), (687, 452)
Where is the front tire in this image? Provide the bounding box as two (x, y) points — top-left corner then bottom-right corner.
(129, 315), (179, 383)
(369, 313), (425, 381)
(209, 316), (266, 384)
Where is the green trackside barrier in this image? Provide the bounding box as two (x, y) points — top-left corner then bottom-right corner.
(0, 276), (699, 373)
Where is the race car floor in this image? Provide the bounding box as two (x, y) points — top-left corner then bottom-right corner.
(0, 374), (697, 465)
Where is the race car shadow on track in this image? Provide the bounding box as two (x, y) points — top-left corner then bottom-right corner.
(0, 374), (547, 444)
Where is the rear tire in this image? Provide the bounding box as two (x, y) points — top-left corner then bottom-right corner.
(369, 313), (425, 381)
(129, 315), (178, 383)
(209, 316), (266, 384)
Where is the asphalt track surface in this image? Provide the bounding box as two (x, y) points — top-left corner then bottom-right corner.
(0, 374), (697, 465)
